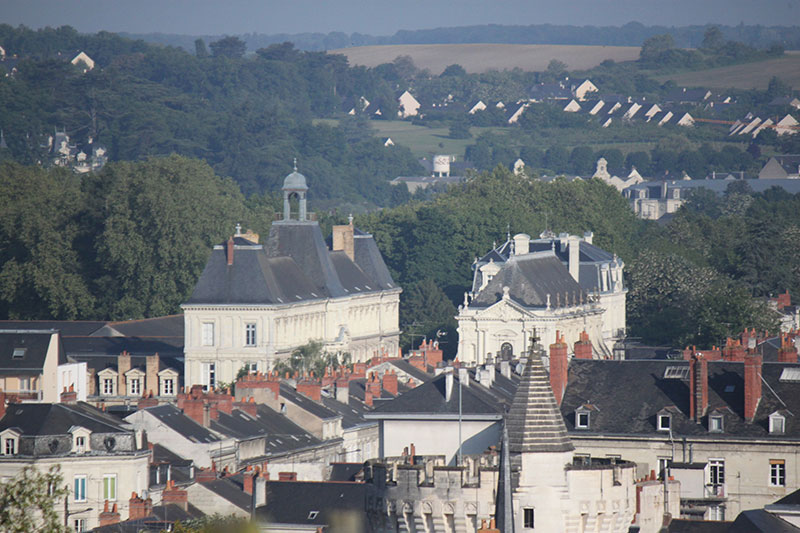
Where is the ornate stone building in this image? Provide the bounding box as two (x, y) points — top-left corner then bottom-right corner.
(182, 167), (401, 387)
(456, 231), (626, 363)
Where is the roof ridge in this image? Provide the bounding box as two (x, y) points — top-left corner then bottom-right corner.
(506, 354), (574, 453)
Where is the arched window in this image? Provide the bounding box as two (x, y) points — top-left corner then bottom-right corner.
(500, 342), (513, 359)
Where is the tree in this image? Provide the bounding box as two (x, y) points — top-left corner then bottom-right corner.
(194, 39), (208, 58)
(400, 278), (458, 358)
(766, 76), (791, 99)
(0, 465), (68, 533)
(701, 26), (725, 51)
(569, 146), (595, 175)
(625, 151), (651, 174)
(544, 59), (567, 81)
(640, 34), (675, 63)
(171, 514), (257, 533)
(441, 64), (466, 77)
(209, 36), (247, 59)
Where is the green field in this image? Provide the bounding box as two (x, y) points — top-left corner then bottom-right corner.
(370, 121), (506, 158)
(655, 52), (800, 89)
(329, 44), (640, 74)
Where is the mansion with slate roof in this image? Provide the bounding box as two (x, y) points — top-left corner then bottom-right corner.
(183, 167), (401, 387)
(457, 231), (626, 363)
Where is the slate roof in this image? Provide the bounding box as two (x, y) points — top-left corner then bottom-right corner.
(366, 372), (502, 418)
(90, 503), (204, 533)
(561, 360), (800, 439)
(666, 519), (732, 532)
(0, 329), (62, 373)
(470, 252), (586, 308)
(329, 463), (365, 481)
(98, 315), (184, 339)
(506, 356), (574, 453)
(0, 402), (129, 435)
(321, 396), (370, 429)
(256, 481), (367, 527)
(0, 321), (105, 336)
(279, 383), (340, 420)
(199, 473), (252, 510)
(141, 404), (220, 444)
(187, 222), (396, 306)
(727, 509), (800, 532)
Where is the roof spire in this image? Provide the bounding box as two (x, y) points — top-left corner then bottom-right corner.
(293, 157), (297, 171)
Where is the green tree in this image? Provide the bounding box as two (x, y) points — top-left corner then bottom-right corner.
(640, 34), (675, 63)
(0, 465), (68, 533)
(209, 36), (247, 58)
(701, 26), (725, 51)
(400, 278), (458, 358)
(194, 39), (208, 58)
(170, 514), (257, 533)
(441, 64), (467, 77)
(569, 146), (595, 175)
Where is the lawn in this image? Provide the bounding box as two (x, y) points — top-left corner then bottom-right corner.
(370, 121), (505, 159)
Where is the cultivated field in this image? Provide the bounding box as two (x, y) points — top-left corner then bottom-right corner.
(370, 121), (507, 158)
(656, 51), (800, 89)
(329, 44), (641, 74)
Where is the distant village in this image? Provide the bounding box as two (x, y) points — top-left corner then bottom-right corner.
(1, 163), (800, 533)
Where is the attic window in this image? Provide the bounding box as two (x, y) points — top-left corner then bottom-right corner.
(657, 413), (672, 431)
(663, 366), (689, 379)
(575, 409), (590, 429)
(770, 412), (786, 434)
(308, 511), (319, 520)
(709, 415), (724, 433)
(12, 348), (26, 359)
(724, 385), (735, 393)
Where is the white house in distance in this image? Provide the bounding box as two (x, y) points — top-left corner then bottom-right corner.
(572, 79), (598, 101)
(397, 90), (420, 118)
(71, 51), (95, 72)
(456, 231), (626, 363)
(182, 167), (401, 387)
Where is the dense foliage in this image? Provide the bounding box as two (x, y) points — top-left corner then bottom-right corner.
(0, 465), (68, 533)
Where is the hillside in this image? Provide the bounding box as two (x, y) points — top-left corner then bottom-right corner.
(329, 44), (641, 74)
(656, 51), (800, 89)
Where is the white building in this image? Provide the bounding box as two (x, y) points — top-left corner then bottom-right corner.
(456, 231), (626, 363)
(397, 90), (421, 118)
(182, 167), (401, 387)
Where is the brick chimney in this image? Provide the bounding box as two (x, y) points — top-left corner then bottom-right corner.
(117, 351), (131, 397)
(407, 355), (425, 371)
(419, 340), (443, 367)
(332, 222), (355, 261)
(574, 331), (593, 360)
(744, 352), (762, 421)
(195, 467), (217, 483)
(243, 467), (256, 495)
(689, 354), (708, 422)
(776, 290), (791, 311)
(128, 492), (153, 520)
(367, 373), (381, 397)
(296, 379), (322, 403)
(60, 384), (77, 403)
(549, 331), (569, 405)
(99, 501), (120, 527)
(236, 371), (280, 404)
(227, 236), (235, 266)
(335, 377), (350, 404)
(778, 333), (798, 363)
(278, 472), (297, 481)
(352, 362), (367, 377)
(161, 480), (188, 511)
(722, 338), (746, 362)
(382, 371), (398, 396)
(137, 392), (159, 409)
(146, 354), (159, 397)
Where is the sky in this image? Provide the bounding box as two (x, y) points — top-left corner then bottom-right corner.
(1, 0), (799, 36)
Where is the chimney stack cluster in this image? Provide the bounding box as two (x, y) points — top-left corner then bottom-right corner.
(177, 385), (233, 427)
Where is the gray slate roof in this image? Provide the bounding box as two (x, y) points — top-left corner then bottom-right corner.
(0, 329), (63, 373)
(0, 402), (129, 435)
(471, 252), (585, 308)
(141, 404), (220, 444)
(506, 356), (574, 453)
(256, 481), (367, 527)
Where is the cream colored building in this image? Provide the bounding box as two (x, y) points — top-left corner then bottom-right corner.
(457, 231), (626, 363)
(183, 169), (401, 387)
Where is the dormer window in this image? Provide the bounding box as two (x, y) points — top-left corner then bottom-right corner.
(709, 415), (724, 433)
(98, 368), (118, 396)
(657, 413), (672, 431)
(75, 436), (86, 453)
(1, 429), (20, 456)
(71, 427), (91, 454)
(575, 406), (591, 429)
(770, 412), (786, 434)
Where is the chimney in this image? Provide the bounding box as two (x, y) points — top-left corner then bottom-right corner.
(234, 397), (258, 417)
(128, 492), (153, 520)
(549, 331), (568, 406)
(202, 403), (211, 427)
(445, 369), (454, 402)
(744, 353), (762, 422)
(364, 389), (373, 407)
(138, 392), (159, 409)
(335, 378), (350, 404)
(278, 472), (297, 481)
(574, 331), (593, 360)
(458, 367), (470, 387)
(253, 473), (267, 511)
(118, 351), (131, 397)
(722, 338), (745, 362)
(778, 333), (798, 363)
(146, 354), (159, 397)
(99, 501), (120, 527)
(689, 354), (708, 421)
(227, 236), (234, 266)
(568, 235), (580, 283)
(512, 233), (530, 255)
(194, 467), (217, 483)
(332, 223), (355, 261)
(382, 371), (398, 396)
(583, 231), (593, 245)
(367, 373), (381, 398)
(161, 480), (188, 511)
(243, 468), (255, 495)
(500, 360), (511, 379)
(60, 384), (77, 403)
(296, 380), (322, 402)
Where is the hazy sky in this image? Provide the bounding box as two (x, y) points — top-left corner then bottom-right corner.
(2, 0), (799, 36)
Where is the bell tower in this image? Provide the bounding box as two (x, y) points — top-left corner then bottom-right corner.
(282, 158), (308, 221)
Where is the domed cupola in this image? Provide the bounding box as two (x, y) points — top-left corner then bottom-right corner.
(282, 158), (308, 221)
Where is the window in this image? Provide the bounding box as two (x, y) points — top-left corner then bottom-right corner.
(73, 475), (87, 502)
(708, 505), (725, 521)
(245, 323), (257, 346)
(74, 436), (86, 454)
(129, 378), (140, 396)
(102, 378), (115, 396)
(523, 508), (535, 528)
(19, 377), (31, 391)
(658, 457), (671, 479)
(709, 459), (725, 485)
(770, 412), (786, 434)
(3, 438), (16, 455)
(709, 415), (724, 432)
(103, 474), (117, 501)
(12, 348), (25, 358)
(771, 460), (786, 487)
(657, 414), (671, 431)
(201, 322), (215, 346)
(202, 363), (216, 391)
(576, 410), (590, 429)
(162, 377), (175, 396)
(73, 518), (86, 532)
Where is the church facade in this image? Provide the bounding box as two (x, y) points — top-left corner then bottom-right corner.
(182, 168), (401, 387)
(456, 231), (626, 363)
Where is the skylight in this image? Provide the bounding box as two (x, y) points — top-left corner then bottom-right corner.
(12, 348), (26, 359)
(663, 366), (689, 379)
(780, 368), (800, 382)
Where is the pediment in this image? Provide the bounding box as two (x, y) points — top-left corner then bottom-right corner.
(475, 298), (529, 320)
